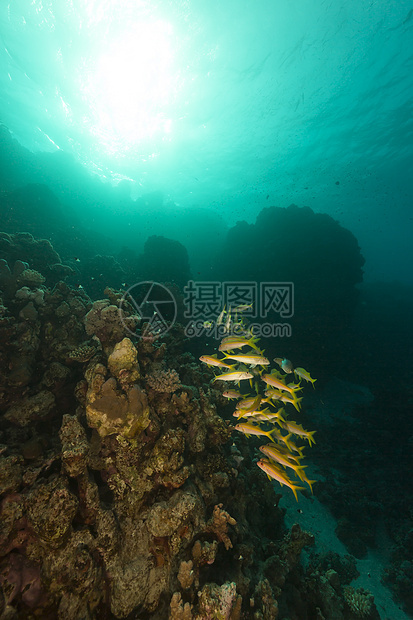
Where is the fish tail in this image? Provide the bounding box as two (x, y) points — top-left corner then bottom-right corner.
(267, 428), (278, 443)
(305, 478), (317, 493)
(295, 465), (308, 476)
(248, 338), (261, 352)
(306, 431), (316, 446)
(291, 484), (306, 502)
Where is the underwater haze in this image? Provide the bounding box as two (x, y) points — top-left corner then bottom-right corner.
(1, 0), (413, 282)
(1, 2), (413, 619)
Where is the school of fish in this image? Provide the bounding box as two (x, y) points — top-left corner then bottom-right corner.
(199, 306), (317, 501)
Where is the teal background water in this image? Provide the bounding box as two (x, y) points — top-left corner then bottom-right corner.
(1, 0), (412, 283)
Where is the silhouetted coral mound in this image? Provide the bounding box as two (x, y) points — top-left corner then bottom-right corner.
(136, 235), (191, 288)
(214, 204), (365, 365)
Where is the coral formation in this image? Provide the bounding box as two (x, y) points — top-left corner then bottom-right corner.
(343, 586), (373, 617)
(0, 233), (381, 619)
(146, 366), (181, 393)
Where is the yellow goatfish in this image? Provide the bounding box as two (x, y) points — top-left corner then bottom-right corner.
(265, 389), (302, 411)
(224, 354), (270, 367)
(216, 306), (226, 326)
(234, 422), (277, 442)
(219, 335), (260, 352)
(262, 374), (301, 396)
(272, 430), (305, 456)
(233, 406), (270, 420)
(224, 306), (232, 332)
(213, 370), (253, 383)
(294, 367), (316, 388)
(222, 390), (244, 399)
(236, 395), (262, 412)
(260, 441), (303, 464)
(257, 459), (305, 501)
(259, 444), (307, 476)
(277, 420), (316, 446)
(296, 469), (317, 493)
(199, 355), (233, 369)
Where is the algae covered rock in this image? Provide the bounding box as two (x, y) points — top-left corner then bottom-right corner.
(85, 362), (150, 439)
(108, 337), (140, 384)
(4, 390), (55, 427)
(26, 478), (79, 548)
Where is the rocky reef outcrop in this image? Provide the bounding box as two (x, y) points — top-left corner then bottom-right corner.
(0, 234), (380, 620)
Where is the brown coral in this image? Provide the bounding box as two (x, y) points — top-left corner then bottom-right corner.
(205, 503), (237, 551)
(146, 367), (181, 393)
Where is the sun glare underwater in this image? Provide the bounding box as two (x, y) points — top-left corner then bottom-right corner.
(0, 1), (413, 619)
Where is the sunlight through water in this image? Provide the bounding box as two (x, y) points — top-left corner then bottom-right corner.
(81, 19), (176, 150)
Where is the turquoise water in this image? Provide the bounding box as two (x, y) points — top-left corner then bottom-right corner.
(1, 3), (413, 618)
(1, 0), (412, 282)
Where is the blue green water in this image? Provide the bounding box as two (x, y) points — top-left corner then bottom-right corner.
(1, 0), (412, 283)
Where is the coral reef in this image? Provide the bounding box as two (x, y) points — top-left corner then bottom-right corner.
(0, 233), (382, 619)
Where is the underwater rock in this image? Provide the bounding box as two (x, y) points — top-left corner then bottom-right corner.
(4, 390), (55, 427)
(85, 363), (150, 439)
(26, 478), (79, 548)
(84, 299), (140, 349)
(19, 301), (38, 322)
(0, 455), (24, 495)
(41, 362), (71, 390)
(107, 337), (140, 384)
(135, 235), (191, 289)
(0, 552), (44, 610)
(0, 230), (61, 276)
(16, 268), (45, 288)
(145, 490), (202, 539)
(42, 528), (103, 615)
(0, 258), (28, 298)
(68, 343), (98, 363)
(15, 286), (45, 305)
(146, 366), (180, 393)
(59, 414), (89, 477)
(197, 581), (241, 620)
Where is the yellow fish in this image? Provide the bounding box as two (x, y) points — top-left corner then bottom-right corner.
(265, 388), (302, 409)
(259, 444), (306, 476)
(257, 459), (305, 501)
(234, 422), (277, 442)
(216, 306), (226, 326)
(233, 406), (270, 420)
(199, 355), (233, 369)
(224, 354), (270, 367)
(277, 420), (316, 446)
(294, 367), (316, 388)
(260, 441), (303, 464)
(222, 390), (244, 399)
(218, 335), (260, 352)
(236, 395), (262, 412)
(213, 370), (253, 383)
(262, 374), (301, 396)
(272, 430), (305, 456)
